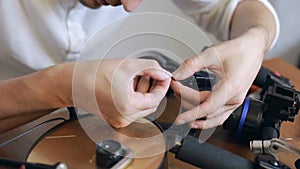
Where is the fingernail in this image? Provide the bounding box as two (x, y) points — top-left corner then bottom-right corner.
(175, 118), (185, 125)
(191, 124), (199, 129)
(161, 69), (172, 79)
(172, 70), (180, 79)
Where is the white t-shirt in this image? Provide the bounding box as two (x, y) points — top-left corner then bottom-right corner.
(0, 0), (279, 79)
(0, 0), (128, 78)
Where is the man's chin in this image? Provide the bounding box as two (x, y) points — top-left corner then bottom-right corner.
(105, 0), (122, 6)
(78, 0), (122, 9)
(78, 0), (102, 9)
(97, 0), (109, 5)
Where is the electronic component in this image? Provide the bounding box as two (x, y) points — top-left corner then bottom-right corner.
(96, 140), (134, 169)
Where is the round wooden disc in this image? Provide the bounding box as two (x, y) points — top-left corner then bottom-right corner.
(27, 115), (166, 169)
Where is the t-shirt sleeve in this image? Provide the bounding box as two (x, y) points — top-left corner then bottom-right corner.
(172, 0), (280, 50)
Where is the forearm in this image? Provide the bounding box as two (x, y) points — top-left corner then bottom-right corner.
(230, 0), (277, 52)
(0, 64), (73, 119)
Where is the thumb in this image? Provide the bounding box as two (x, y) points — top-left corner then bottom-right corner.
(172, 61), (195, 81)
(173, 49), (215, 80)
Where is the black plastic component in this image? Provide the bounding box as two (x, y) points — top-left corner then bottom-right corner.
(174, 135), (254, 169)
(96, 140), (126, 168)
(255, 154), (290, 169)
(223, 66), (299, 142)
(295, 159), (300, 169)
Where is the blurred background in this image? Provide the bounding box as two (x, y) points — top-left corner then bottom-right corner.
(135, 0), (300, 68)
(268, 0), (300, 68)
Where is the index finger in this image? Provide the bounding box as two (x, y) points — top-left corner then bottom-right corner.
(172, 48), (217, 80)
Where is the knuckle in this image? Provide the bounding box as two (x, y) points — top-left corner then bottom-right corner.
(235, 97), (245, 106)
(118, 104), (133, 115)
(151, 102), (160, 109)
(203, 47), (214, 56)
(118, 104), (127, 113)
(227, 79), (243, 94)
(183, 59), (199, 73)
(226, 82), (246, 106)
(151, 107), (159, 114)
(147, 60), (161, 68)
(201, 102), (213, 116)
(218, 118), (226, 126)
(112, 120), (131, 128)
(217, 112), (231, 126)
(140, 97), (153, 110)
(103, 113), (131, 128)
(184, 58), (196, 68)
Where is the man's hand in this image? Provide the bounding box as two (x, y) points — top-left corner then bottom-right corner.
(171, 26), (268, 129)
(73, 58), (171, 128)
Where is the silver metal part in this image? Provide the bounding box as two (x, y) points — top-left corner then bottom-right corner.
(56, 163), (68, 169)
(250, 138), (300, 159)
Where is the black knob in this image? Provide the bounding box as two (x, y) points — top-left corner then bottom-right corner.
(96, 140), (126, 168)
(295, 159), (300, 169)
